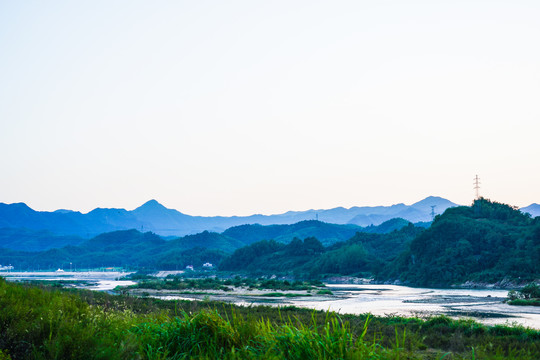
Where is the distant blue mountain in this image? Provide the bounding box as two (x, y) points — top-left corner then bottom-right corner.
(521, 203), (540, 217)
(0, 196), (458, 238)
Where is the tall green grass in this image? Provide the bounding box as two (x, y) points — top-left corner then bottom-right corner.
(1, 278), (539, 359)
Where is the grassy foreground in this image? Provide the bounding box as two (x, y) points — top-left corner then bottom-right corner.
(1, 279), (539, 359)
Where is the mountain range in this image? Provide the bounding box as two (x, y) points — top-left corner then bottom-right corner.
(0, 219), (413, 269)
(0, 196), (458, 238)
(0, 216), (420, 253)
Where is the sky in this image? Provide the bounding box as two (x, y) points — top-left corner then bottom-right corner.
(1, 1), (539, 216)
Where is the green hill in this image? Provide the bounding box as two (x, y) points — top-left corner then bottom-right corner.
(3, 199), (537, 286)
(380, 198), (540, 287)
(0, 228), (85, 252)
(0, 218), (425, 274)
(166, 231), (243, 252)
(0, 230), (229, 270)
(219, 223), (424, 277)
(222, 220), (363, 246)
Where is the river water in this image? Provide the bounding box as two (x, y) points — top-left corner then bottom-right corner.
(1, 271), (135, 291)
(288, 284), (540, 329)
(156, 284), (540, 329)
(3, 272), (539, 329)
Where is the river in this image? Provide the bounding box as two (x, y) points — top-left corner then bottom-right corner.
(288, 284), (540, 329)
(154, 284), (540, 329)
(3, 272), (539, 329)
(1, 271), (135, 291)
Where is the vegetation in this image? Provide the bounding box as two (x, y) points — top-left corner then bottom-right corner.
(219, 224), (423, 278)
(219, 200), (539, 287)
(1, 279), (540, 359)
(222, 220), (364, 246)
(0, 228), (84, 252)
(122, 276), (325, 292)
(507, 283), (540, 306)
(152, 246), (226, 271)
(381, 199), (540, 287)
(0, 231), (228, 271)
(314, 222), (424, 277)
(507, 299), (540, 307)
(2, 199), (538, 289)
(0, 220), (399, 271)
(219, 238), (323, 275)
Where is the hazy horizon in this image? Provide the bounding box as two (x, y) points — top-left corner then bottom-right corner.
(1, 1), (539, 216)
(4, 195), (537, 218)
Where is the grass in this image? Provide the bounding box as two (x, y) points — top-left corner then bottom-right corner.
(317, 289), (334, 295)
(122, 275), (325, 293)
(1, 278), (540, 359)
(507, 299), (540, 306)
(506, 283), (540, 307)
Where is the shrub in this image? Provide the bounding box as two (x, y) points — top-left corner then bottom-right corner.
(521, 283), (540, 300)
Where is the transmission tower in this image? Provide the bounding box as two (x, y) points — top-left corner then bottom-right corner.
(473, 175), (481, 200)
(430, 205), (436, 220)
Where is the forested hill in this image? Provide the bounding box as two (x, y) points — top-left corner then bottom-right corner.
(0, 218), (411, 253)
(3, 199), (538, 286)
(219, 223), (424, 277)
(0, 219), (410, 270)
(380, 199), (540, 287)
(0, 230), (227, 270)
(223, 221), (362, 247)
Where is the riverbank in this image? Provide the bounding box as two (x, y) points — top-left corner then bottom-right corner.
(119, 280), (540, 329)
(4, 272), (540, 328)
(456, 278), (540, 290)
(3, 270), (537, 290)
(372, 277), (540, 290)
(1, 278), (540, 359)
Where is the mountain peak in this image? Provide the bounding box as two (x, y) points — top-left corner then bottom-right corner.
(137, 199), (167, 210)
(0, 202), (33, 213)
(412, 196), (456, 206)
(409, 196), (458, 215)
(521, 203), (540, 217)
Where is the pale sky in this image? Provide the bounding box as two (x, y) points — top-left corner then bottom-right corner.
(1, 1), (539, 215)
